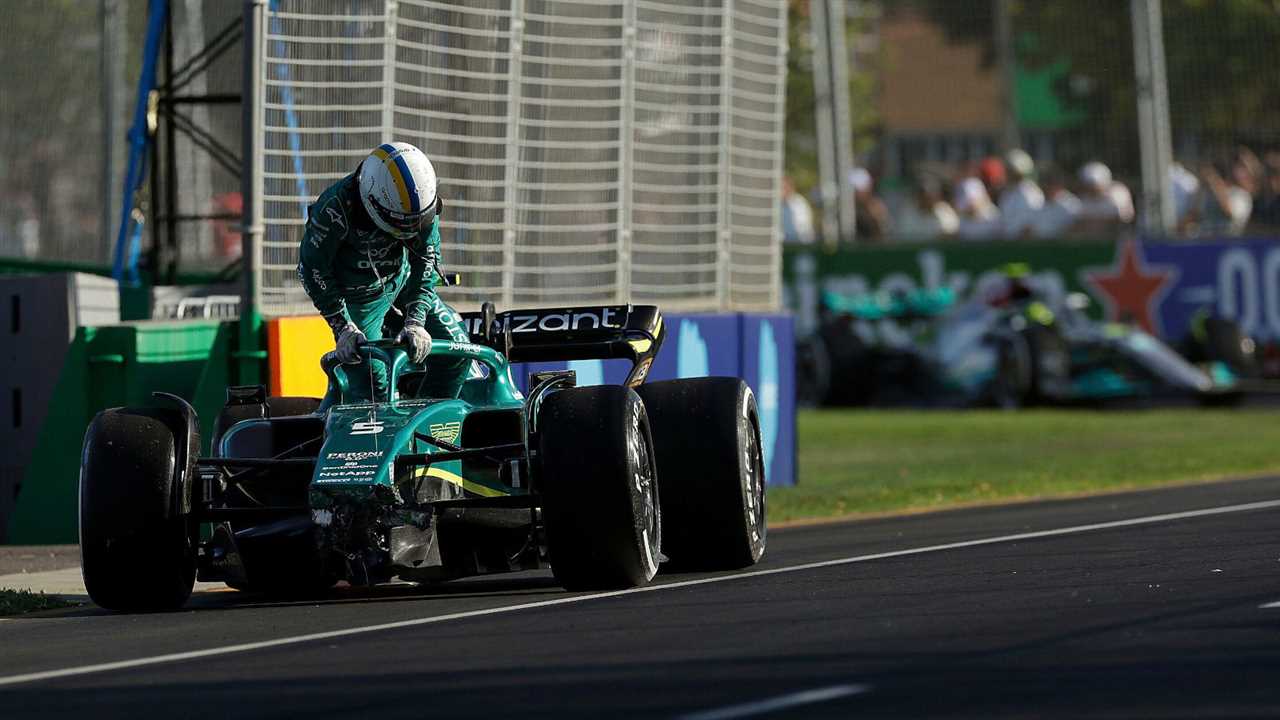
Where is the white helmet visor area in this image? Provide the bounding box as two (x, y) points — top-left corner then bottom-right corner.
(367, 193), (439, 239)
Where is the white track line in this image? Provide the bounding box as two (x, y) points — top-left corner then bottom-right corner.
(677, 684), (872, 720)
(1, 497), (1278, 689)
(1260, 601), (1280, 609)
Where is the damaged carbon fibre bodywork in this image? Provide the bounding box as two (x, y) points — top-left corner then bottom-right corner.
(195, 304), (666, 591)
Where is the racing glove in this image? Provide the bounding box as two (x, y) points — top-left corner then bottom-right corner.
(334, 322), (367, 365)
(397, 322), (432, 364)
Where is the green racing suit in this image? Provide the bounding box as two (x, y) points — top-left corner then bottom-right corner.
(296, 172), (470, 401)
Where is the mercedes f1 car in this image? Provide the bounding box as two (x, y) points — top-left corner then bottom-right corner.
(78, 304), (767, 611)
(800, 274), (1252, 408)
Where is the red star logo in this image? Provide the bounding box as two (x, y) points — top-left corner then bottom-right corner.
(1082, 240), (1177, 335)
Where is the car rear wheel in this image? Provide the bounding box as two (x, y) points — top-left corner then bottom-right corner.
(538, 386), (661, 590)
(795, 334), (831, 408)
(1204, 317), (1259, 378)
(1023, 324), (1070, 402)
(990, 335), (1032, 409)
(637, 378), (767, 570)
(80, 407), (196, 611)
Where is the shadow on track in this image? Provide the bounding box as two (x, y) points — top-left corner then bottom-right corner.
(14, 573), (567, 620)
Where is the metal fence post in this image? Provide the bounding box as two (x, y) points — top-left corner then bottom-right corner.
(827, 0), (855, 243)
(381, 0), (398, 143)
(994, 0), (1019, 153)
(240, 0), (266, 382)
(241, 0), (265, 312)
(810, 0), (853, 246)
(618, 0), (636, 305)
(769, 3), (789, 310)
(809, 0), (835, 247)
(1131, 0), (1175, 235)
(717, 0), (735, 311)
(500, 0), (524, 308)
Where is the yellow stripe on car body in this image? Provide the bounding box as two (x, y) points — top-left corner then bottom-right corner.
(412, 467), (509, 498)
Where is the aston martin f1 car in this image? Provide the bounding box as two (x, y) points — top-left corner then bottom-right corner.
(78, 304), (767, 611)
(801, 276), (1251, 408)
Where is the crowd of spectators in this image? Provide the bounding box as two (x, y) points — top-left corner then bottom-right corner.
(782, 146), (1280, 245)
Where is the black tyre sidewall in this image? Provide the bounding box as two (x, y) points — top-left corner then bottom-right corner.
(80, 408), (196, 611)
(991, 335), (1031, 409)
(638, 377), (767, 570)
(538, 386), (661, 590)
(1205, 318), (1259, 378)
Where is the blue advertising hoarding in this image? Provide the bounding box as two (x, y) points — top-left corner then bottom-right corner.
(1116, 237), (1280, 343)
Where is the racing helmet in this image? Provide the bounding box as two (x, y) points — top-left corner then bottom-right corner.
(357, 142), (440, 239)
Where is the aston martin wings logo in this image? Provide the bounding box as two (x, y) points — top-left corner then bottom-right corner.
(428, 421), (461, 444)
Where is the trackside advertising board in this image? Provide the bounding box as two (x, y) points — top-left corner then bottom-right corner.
(783, 237), (1280, 346)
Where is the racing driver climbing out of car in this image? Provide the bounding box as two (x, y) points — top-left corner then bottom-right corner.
(297, 141), (470, 401)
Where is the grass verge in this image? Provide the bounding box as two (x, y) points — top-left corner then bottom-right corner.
(767, 408), (1280, 524)
(0, 588), (76, 616)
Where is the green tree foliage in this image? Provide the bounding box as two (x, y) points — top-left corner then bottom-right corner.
(917, 0), (1280, 161)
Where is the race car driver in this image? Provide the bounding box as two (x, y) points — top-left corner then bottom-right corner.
(296, 141), (470, 401)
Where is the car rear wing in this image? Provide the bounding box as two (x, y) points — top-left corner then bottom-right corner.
(460, 304), (665, 387)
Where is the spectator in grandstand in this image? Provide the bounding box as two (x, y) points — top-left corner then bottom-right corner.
(892, 175), (958, 241)
(1188, 157), (1253, 236)
(211, 192), (243, 262)
(851, 167), (892, 242)
(1169, 161), (1200, 227)
(781, 175), (817, 245)
(296, 141), (470, 401)
(1075, 161), (1135, 235)
(1250, 152), (1280, 232)
(998, 149), (1045, 239)
(977, 156), (1007, 202)
(1031, 167), (1081, 239)
(954, 175), (1001, 240)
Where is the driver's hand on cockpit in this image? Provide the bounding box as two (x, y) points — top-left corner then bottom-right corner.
(334, 322), (368, 364)
(397, 322), (432, 364)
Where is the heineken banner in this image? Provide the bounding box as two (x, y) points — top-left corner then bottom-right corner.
(783, 238), (1280, 345)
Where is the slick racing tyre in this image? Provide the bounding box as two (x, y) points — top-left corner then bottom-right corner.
(637, 378), (767, 571)
(1022, 324), (1070, 403)
(1204, 317), (1259, 378)
(795, 334), (831, 408)
(990, 334), (1032, 410)
(80, 407), (197, 611)
(819, 317), (874, 406)
(538, 386), (661, 590)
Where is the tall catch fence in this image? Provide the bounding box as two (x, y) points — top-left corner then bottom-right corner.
(0, 2), (117, 264)
(252, 0), (787, 317)
(0, 1), (245, 274)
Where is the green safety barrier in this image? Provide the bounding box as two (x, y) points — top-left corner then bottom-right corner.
(7, 320), (246, 544)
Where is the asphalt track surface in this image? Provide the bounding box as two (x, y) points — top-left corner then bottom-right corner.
(3, 477), (1280, 719)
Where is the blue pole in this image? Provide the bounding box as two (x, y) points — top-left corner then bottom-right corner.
(111, 0), (169, 284)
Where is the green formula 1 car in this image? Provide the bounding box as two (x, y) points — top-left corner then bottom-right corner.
(78, 304), (767, 611)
